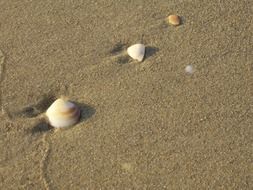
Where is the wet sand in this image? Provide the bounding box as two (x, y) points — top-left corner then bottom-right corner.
(0, 0), (252, 189)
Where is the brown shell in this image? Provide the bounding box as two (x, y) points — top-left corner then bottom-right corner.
(167, 15), (181, 26)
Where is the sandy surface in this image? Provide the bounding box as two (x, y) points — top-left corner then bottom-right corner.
(0, 0), (252, 189)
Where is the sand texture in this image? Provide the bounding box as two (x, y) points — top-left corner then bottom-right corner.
(0, 0), (252, 189)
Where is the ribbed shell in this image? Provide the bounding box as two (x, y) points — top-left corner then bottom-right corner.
(46, 98), (80, 128)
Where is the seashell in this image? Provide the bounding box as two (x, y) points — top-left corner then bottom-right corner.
(45, 98), (80, 128)
(167, 15), (181, 26)
(127, 44), (145, 62)
(185, 65), (194, 74)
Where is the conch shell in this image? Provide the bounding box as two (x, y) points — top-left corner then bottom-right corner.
(45, 98), (80, 128)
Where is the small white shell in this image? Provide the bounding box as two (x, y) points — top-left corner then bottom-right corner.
(46, 98), (80, 128)
(185, 65), (194, 74)
(127, 44), (145, 62)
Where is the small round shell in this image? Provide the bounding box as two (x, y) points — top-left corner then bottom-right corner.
(46, 98), (80, 128)
(185, 65), (194, 74)
(167, 15), (181, 26)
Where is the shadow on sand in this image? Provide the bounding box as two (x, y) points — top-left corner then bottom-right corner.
(144, 46), (159, 60)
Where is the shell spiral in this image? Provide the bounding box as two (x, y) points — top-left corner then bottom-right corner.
(46, 98), (80, 128)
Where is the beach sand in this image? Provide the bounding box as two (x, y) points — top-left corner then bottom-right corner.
(0, 0), (252, 189)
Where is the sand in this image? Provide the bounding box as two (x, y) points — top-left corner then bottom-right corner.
(0, 0), (252, 189)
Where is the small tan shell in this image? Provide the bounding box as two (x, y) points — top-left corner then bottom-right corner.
(45, 98), (80, 128)
(167, 15), (181, 26)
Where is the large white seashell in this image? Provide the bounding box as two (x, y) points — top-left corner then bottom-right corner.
(46, 98), (80, 128)
(127, 44), (145, 62)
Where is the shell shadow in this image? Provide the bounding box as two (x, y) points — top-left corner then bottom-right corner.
(117, 55), (130, 65)
(14, 94), (55, 118)
(145, 46), (159, 60)
(74, 102), (96, 122)
(31, 121), (53, 135)
(109, 42), (127, 55)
